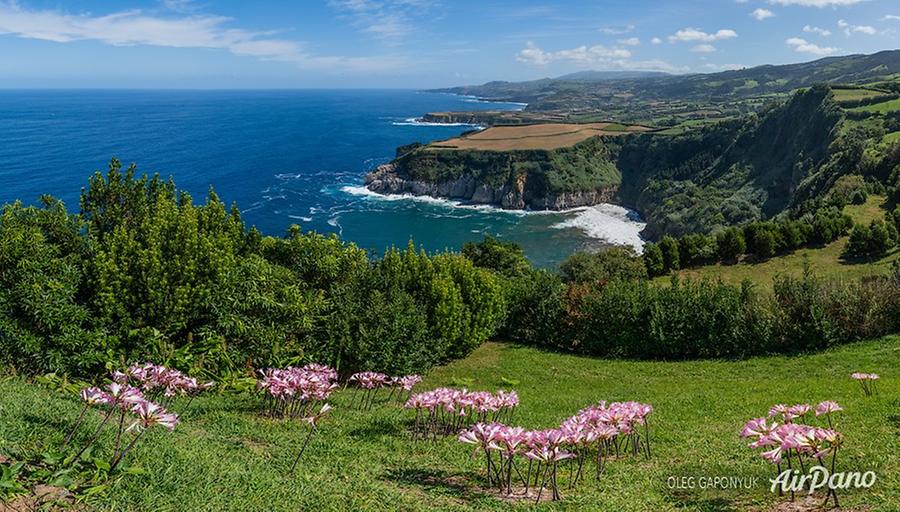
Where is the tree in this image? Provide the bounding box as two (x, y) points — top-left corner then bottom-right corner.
(643, 243), (665, 277)
(659, 236), (680, 271)
(462, 235), (531, 277)
(716, 228), (746, 262)
(560, 248), (647, 284)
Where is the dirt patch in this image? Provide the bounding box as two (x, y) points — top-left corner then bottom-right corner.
(0, 485), (76, 512)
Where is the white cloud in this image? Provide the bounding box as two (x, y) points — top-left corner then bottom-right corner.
(703, 63), (746, 71)
(328, 0), (436, 42)
(515, 41), (684, 73)
(838, 19), (877, 35)
(751, 8), (775, 20)
(668, 27), (738, 43)
(599, 24), (635, 35)
(768, 0), (864, 6)
(691, 44), (717, 52)
(786, 37), (839, 55)
(803, 25), (832, 36)
(882, 15), (900, 21)
(618, 37), (640, 46)
(0, 2), (405, 71)
(650, 37), (663, 44)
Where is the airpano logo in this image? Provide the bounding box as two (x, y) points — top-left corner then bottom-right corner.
(769, 467), (877, 494)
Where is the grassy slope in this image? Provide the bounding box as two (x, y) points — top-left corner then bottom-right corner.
(654, 195), (900, 287)
(1, 338), (898, 511)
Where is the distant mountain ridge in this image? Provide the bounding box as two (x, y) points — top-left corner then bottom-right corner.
(554, 70), (670, 81)
(429, 50), (900, 111)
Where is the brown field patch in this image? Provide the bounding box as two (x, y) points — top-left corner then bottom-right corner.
(429, 123), (652, 151)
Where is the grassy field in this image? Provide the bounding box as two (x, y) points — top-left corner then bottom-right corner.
(656, 195), (900, 288)
(833, 88), (894, 104)
(848, 97), (900, 114)
(1, 338), (897, 511)
(430, 123), (650, 151)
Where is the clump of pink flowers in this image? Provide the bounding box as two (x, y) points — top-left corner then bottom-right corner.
(257, 363), (339, 419)
(850, 373), (879, 397)
(121, 362), (215, 412)
(405, 388), (518, 439)
(65, 373), (179, 472)
(457, 400), (653, 503)
(346, 372), (391, 410)
(256, 363), (338, 474)
(740, 401), (844, 507)
(386, 374), (423, 404)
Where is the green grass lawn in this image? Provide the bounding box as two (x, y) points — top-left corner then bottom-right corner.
(654, 195), (899, 288)
(1, 338), (898, 511)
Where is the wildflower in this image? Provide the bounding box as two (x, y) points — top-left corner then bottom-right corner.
(814, 401), (842, 417)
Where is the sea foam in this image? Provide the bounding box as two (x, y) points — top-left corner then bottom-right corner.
(551, 204), (646, 253)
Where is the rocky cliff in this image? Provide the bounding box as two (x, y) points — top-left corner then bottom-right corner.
(365, 161), (618, 210)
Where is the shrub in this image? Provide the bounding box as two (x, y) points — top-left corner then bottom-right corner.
(462, 235), (531, 277)
(716, 227), (746, 262)
(659, 236), (680, 271)
(559, 247), (647, 284)
(642, 243), (665, 277)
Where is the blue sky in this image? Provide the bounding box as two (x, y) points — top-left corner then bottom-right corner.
(0, 0), (897, 88)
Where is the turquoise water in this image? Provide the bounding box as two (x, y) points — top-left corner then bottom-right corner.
(0, 89), (644, 267)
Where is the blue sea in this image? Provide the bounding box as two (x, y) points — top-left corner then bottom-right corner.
(0, 89), (644, 267)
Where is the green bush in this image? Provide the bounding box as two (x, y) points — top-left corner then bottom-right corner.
(0, 163), (506, 378)
(559, 247), (647, 283)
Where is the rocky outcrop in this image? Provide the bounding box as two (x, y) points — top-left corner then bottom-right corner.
(364, 163), (618, 211)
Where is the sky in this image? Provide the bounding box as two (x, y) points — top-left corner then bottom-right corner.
(0, 0), (897, 89)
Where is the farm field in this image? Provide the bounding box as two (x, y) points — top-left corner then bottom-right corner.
(832, 87), (894, 104)
(429, 123), (651, 151)
(0, 338), (897, 511)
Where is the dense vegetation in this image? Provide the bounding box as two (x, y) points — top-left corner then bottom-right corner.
(617, 85), (854, 236)
(0, 161), (505, 378)
(3, 154), (900, 379)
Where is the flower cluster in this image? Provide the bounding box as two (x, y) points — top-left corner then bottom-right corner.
(457, 400), (653, 503)
(66, 376), (180, 472)
(257, 363), (339, 419)
(406, 388), (519, 438)
(117, 362), (215, 411)
(347, 372), (421, 409)
(850, 372), (879, 397)
(741, 401), (844, 507)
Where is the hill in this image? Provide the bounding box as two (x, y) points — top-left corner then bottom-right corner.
(430, 50), (900, 115)
(554, 70), (670, 81)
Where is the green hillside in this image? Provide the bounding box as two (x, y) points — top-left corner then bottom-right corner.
(2, 338), (896, 511)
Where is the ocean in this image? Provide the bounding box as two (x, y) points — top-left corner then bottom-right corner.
(0, 89), (644, 267)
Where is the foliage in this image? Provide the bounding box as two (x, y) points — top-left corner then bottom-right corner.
(0, 163), (504, 378)
(462, 235), (531, 277)
(559, 247), (647, 283)
(844, 220), (898, 259)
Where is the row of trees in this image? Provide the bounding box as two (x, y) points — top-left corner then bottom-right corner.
(641, 207), (854, 276)
(460, 237), (900, 360)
